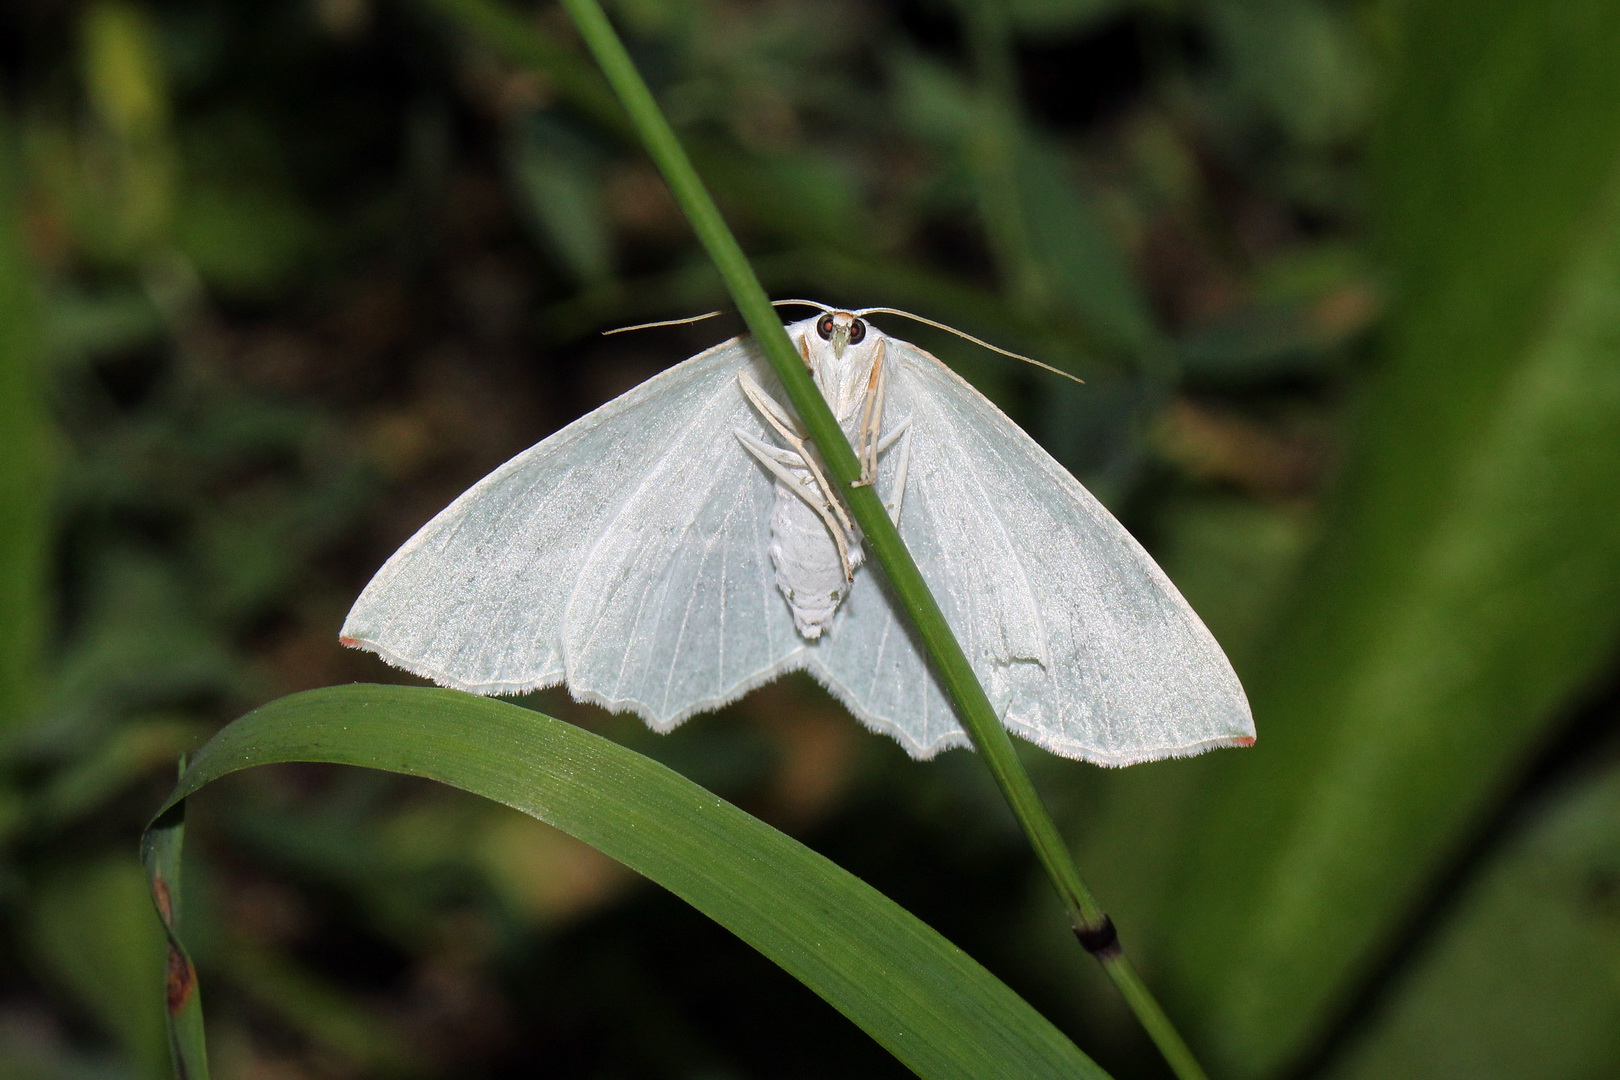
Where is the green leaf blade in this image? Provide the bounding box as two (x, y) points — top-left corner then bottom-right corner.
(1323, 764), (1620, 1080)
(1157, 3), (1620, 1074)
(154, 684), (1107, 1080)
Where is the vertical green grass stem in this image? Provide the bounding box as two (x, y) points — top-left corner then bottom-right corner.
(555, 3), (1209, 1078)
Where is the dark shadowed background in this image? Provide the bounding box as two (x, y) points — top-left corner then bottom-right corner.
(3, 1), (1619, 1078)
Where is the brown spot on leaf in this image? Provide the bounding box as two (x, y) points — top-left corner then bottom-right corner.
(153, 874), (175, 926)
(166, 943), (196, 1014)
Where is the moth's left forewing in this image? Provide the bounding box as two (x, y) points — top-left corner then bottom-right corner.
(561, 340), (809, 728)
(873, 339), (1253, 766)
(340, 337), (764, 695)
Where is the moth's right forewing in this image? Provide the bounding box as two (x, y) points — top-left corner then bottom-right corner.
(806, 338), (1052, 760)
(340, 337), (758, 695)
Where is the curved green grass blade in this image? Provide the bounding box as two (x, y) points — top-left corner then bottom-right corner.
(146, 684), (1107, 1080)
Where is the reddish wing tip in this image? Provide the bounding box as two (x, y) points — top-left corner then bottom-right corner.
(338, 636), (360, 647)
(1233, 736), (1256, 747)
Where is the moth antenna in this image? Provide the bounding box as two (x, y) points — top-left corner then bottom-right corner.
(601, 310), (726, 335)
(603, 299), (835, 336)
(770, 298), (835, 313)
(854, 306), (1085, 386)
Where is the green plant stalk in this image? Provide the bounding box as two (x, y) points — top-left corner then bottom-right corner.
(555, 3), (1209, 1078)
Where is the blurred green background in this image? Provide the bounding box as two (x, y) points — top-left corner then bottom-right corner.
(3, 0), (1619, 1077)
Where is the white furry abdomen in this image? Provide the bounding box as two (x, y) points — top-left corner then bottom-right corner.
(769, 475), (862, 639)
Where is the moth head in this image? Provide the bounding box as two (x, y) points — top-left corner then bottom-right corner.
(815, 310), (868, 359)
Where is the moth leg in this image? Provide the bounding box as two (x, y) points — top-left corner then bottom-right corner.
(735, 429), (856, 581)
(875, 415), (911, 453)
(732, 432), (801, 471)
(738, 373), (859, 547)
(851, 339), (888, 488)
(738, 371), (803, 437)
(877, 417), (913, 526)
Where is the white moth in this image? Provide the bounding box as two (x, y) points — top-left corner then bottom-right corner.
(341, 303), (1254, 765)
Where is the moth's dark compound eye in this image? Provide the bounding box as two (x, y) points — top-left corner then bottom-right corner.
(816, 313), (836, 340)
(847, 318), (867, 345)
